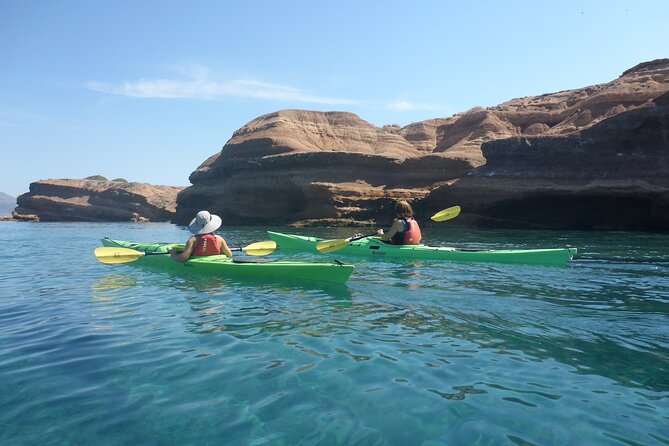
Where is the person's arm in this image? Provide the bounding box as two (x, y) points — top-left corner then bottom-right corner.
(170, 237), (196, 262)
(378, 219), (404, 242)
(218, 236), (233, 257)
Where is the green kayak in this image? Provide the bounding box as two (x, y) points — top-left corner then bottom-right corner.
(267, 231), (577, 265)
(100, 238), (355, 284)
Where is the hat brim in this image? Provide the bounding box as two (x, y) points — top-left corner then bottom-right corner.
(188, 214), (222, 235)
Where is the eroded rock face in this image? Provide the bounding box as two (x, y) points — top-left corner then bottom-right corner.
(422, 91), (669, 230)
(176, 111), (476, 225)
(14, 179), (183, 222)
(177, 59), (669, 229)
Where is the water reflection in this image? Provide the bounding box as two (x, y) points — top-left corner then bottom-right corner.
(92, 274), (138, 291)
(181, 281), (354, 338)
(180, 274), (669, 394)
(388, 261), (426, 290)
(90, 259), (669, 396)
(325, 297), (669, 393)
(92, 269), (353, 339)
(90, 275), (141, 325)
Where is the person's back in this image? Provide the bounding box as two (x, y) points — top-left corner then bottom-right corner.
(390, 217), (421, 245)
(378, 199), (422, 246)
(191, 233), (223, 257)
(170, 210), (232, 262)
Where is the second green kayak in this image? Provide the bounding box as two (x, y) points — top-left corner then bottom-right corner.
(267, 231), (577, 265)
(101, 238), (355, 283)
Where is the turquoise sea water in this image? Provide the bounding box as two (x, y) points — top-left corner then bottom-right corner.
(1, 222), (668, 445)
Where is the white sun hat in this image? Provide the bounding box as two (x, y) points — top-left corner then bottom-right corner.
(188, 210), (222, 235)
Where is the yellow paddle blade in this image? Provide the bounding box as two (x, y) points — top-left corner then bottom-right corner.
(241, 240), (277, 256)
(316, 239), (350, 254)
(94, 247), (145, 264)
(431, 205), (461, 222)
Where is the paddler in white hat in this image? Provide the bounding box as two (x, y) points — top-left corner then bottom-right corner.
(170, 210), (233, 262)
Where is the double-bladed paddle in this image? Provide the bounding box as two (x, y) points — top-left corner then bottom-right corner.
(94, 240), (278, 264)
(315, 206), (461, 254)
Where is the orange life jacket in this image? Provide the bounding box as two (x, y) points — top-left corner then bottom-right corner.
(192, 234), (221, 256)
(391, 218), (421, 245)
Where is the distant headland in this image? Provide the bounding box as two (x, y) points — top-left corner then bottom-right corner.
(0, 192), (16, 218)
(8, 59), (669, 231)
(12, 176), (182, 223)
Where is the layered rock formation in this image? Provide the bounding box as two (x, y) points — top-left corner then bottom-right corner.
(176, 59), (669, 230)
(176, 111), (476, 225)
(14, 179), (182, 222)
(423, 61), (669, 231)
(423, 91), (669, 230)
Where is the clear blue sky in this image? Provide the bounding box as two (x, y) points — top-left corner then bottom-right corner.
(1, 0), (668, 197)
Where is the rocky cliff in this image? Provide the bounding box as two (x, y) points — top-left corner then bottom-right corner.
(422, 90), (669, 230)
(176, 111), (476, 225)
(176, 59), (669, 230)
(14, 179), (182, 222)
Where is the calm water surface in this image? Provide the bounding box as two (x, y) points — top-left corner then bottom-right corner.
(1, 222), (668, 445)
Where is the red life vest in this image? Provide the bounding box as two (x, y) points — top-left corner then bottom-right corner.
(192, 234), (221, 256)
(391, 218), (422, 245)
